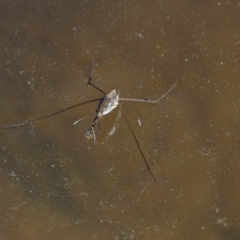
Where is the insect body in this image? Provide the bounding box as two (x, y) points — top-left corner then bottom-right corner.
(3, 65), (177, 183)
(97, 90), (119, 116)
(90, 90), (119, 144)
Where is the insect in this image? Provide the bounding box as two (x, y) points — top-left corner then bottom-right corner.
(3, 63), (177, 183)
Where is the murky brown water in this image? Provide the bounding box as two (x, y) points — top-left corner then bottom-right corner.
(1, 1), (240, 239)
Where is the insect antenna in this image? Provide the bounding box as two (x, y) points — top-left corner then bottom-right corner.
(118, 104), (157, 183)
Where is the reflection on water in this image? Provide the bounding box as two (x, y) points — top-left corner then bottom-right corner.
(85, 128), (93, 141)
(1, 0), (240, 239)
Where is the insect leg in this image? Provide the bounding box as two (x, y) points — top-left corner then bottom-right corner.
(118, 104), (157, 183)
(3, 98), (102, 128)
(119, 81), (177, 103)
(90, 115), (102, 144)
(86, 57), (106, 95)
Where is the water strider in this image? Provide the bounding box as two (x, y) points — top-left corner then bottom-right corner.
(3, 63), (177, 183)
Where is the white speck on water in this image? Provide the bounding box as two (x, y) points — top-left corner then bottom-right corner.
(138, 119), (141, 126)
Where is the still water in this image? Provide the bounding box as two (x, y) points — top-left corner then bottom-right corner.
(1, 1), (240, 239)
